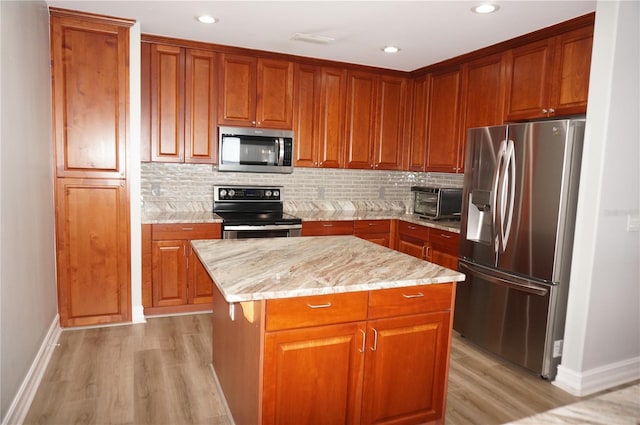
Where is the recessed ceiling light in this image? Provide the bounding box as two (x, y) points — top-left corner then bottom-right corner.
(472, 4), (499, 14)
(383, 46), (400, 54)
(197, 15), (217, 24)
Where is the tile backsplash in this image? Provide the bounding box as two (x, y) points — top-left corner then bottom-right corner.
(141, 163), (463, 212)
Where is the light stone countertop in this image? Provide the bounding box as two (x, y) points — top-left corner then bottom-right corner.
(506, 383), (639, 424)
(191, 235), (466, 303)
(142, 209), (461, 233)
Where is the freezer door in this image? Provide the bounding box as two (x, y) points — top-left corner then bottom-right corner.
(454, 260), (553, 377)
(459, 125), (507, 267)
(497, 120), (578, 282)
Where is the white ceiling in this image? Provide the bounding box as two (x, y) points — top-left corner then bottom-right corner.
(46, 0), (596, 72)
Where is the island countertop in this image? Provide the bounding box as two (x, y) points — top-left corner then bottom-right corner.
(191, 235), (466, 303)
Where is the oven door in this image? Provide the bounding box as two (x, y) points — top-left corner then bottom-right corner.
(222, 224), (302, 239)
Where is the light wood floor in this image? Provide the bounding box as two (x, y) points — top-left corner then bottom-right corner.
(22, 313), (621, 425)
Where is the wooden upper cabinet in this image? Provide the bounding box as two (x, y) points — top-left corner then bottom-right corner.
(426, 68), (463, 173)
(143, 42), (217, 164)
(346, 71), (406, 170)
(50, 13), (130, 179)
(55, 178), (131, 327)
(184, 49), (217, 163)
(293, 64), (346, 168)
(219, 54), (293, 129)
(505, 24), (593, 121)
(375, 75), (408, 170)
(346, 71), (378, 169)
(409, 75), (430, 172)
(149, 44), (185, 162)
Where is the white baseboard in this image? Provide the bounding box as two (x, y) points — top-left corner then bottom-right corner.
(2, 314), (61, 425)
(131, 304), (146, 324)
(554, 355), (640, 396)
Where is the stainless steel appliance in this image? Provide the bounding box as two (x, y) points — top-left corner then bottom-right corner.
(213, 185), (301, 239)
(218, 126), (294, 173)
(454, 118), (585, 379)
(411, 186), (462, 221)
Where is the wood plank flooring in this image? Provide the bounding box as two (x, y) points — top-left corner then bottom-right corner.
(22, 313), (622, 425)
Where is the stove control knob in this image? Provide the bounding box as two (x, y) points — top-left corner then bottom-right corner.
(265, 190), (272, 197)
(228, 189), (235, 197)
(219, 189), (227, 198)
(273, 190), (280, 198)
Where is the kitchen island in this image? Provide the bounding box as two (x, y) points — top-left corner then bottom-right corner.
(191, 235), (465, 425)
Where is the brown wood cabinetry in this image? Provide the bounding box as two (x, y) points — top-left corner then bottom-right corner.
(408, 75), (430, 171)
(504, 25), (593, 121)
(261, 284), (455, 425)
(302, 220), (355, 236)
(142, 42), (217, 163)
(294, 64), (347, 168)
(397, 221), (431, 260)
(142, 223), (220, 315)
(50, 10), (132, 327)
(346, 72), (407, 170)
(354, 220), (392, 248)
(396, 221), (460, 270)
(425, 68), (463, 173)
(218, 54), (294, 129)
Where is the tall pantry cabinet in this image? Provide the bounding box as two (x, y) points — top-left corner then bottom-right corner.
(50, 9), (133, 327)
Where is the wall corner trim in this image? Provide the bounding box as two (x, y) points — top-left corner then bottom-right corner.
(132, 304), (147, 324)
(2, 314), (62, 425)
(554, 356), (640, 396)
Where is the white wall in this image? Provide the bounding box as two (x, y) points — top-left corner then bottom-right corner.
(0, 0), (59, 421)
(556, 0), (640, 396)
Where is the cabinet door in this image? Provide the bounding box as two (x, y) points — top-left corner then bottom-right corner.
(354, 220), (391, 248)
(346, 71), (377, 169)
(149, 44), (185, 162)
(152, 240), (188, 307)
(504, 39), (554, 121)
(50, 15), (129, 179)
(257, 58), (294, 129)
(319, 67), (347, 168)
(361, 312), (451, 425)
(185, 49), (217, 163)
(188, 246), (214, 304)
(426, 68), (462, 173)
(550, 26), (593, 116)
(397, 237), (426, 260)
(55, 179), (131, 327)
(218, 53), (257, 126)
(301, 220), (354, 236)
(409, 75), (430, 171)
(293, 64), (321, 167)
(263, 322), (365, 424)
(375, 76), (407, 170)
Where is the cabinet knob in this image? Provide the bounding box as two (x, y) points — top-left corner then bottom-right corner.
(548, 108), (555, 114)
(542, 108), (548, 114)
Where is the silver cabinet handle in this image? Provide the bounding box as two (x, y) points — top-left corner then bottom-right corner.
(370, 328), (378, 351)
(322, 224), (334, 227)
(548, 108), (555, 114)
(307, 302), (332, 309)
(181, 227), (193, 231)
(402, 292), (425, 299)
(359, 329), (366, 353)
(542, 108), (548, 114)
(440, 233), (452, 239)
(407, 225), (417, 230)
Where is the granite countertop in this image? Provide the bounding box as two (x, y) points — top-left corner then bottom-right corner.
(506, 383), (639, 424)
(142, 209), (461, 233)
(191, 235), (465, 303)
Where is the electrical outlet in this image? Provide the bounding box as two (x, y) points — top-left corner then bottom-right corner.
(553, 340), (563, 358)
(627, 215), (640, 232)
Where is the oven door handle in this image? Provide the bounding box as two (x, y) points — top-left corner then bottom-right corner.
(223, 224), (302, 231)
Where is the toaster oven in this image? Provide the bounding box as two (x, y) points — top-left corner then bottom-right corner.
(411, 186), (463, 220)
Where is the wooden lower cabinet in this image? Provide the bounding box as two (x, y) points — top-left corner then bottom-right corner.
(209, 277), (455, 425)
(354, 220), (392, 248)
(55, 179), (131, 327)
(396, 221), (459, 270)
(302, 220), (354, 236)
(142, 222), (220, 314)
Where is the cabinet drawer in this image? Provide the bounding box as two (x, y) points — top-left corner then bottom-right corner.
(368, 283), (453, 319)
(397, 221), (430, 240)
(151, 223), (221, 240)
(354, 220), (391, 234)
(266, 291), (368, 331)
(429, 230), (460, 255)
(302, 220), (354, 236)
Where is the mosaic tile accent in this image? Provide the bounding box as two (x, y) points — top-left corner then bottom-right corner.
(141, 163), (463, 213)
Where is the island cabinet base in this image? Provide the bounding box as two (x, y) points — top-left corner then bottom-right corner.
(209, 281), (456, 425)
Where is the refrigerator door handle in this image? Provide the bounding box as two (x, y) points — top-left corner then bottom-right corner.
(498, 140), (516, 252)
(492, 140), (508, 255)
(458, 261), (549, 296)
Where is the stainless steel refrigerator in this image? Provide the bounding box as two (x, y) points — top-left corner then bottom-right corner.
(454, 118), (585, 379)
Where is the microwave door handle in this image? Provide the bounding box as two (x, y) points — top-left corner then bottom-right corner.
(277, 138), (285, 166)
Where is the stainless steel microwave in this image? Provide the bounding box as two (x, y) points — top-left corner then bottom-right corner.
(411, 186), (463, 220)
(218, 126), (294, 173)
